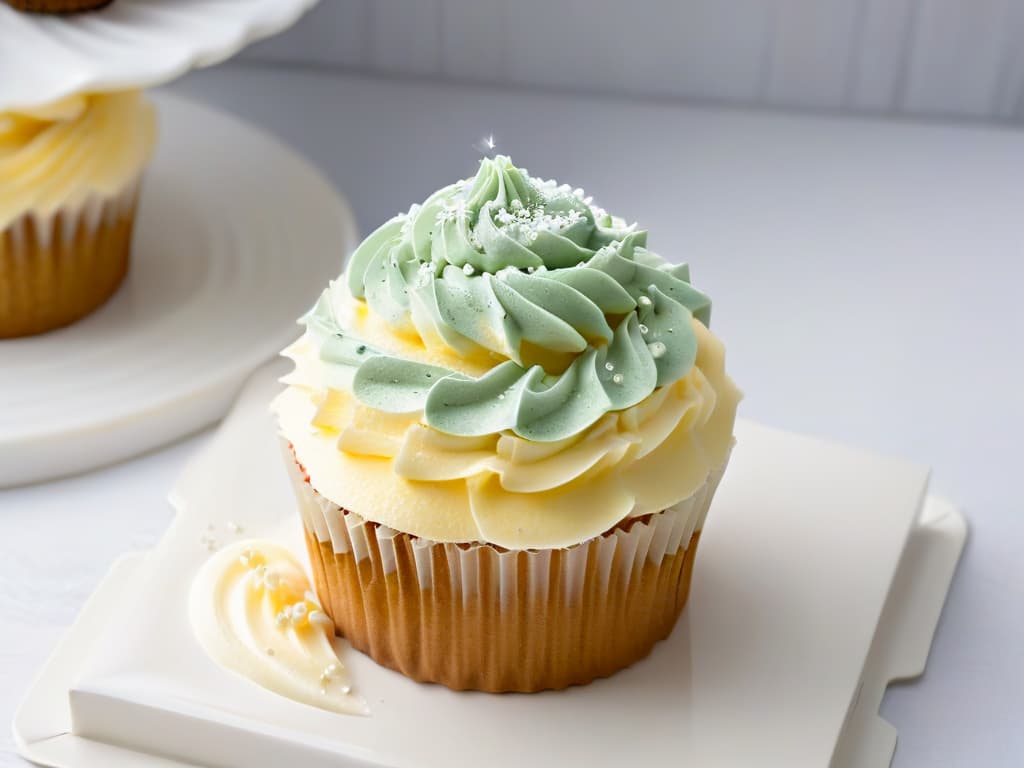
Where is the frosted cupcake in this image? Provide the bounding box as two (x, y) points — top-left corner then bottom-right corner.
(0, 90), (156, 338)
(274, 156), (741, 692)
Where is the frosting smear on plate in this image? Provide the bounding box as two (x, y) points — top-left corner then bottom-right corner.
(190, 540), (368, 716)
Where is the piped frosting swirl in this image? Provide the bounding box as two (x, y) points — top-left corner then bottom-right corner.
(311, 155), (713, 442)
(275, 155), (740, 548)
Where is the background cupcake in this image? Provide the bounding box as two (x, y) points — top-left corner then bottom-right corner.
(4, 0), (113, 13)
(275, 155), (741, 692)
(0, 90), (156, 338)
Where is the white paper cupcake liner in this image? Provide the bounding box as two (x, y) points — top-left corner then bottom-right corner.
(3, 177), (141, 252)
(0, 176), (142, 338)
(284, 441), (729, 692)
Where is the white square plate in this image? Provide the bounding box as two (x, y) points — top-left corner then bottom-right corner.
(14, 364), (966, 767)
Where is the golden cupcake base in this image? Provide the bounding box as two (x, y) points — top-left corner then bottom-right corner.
(305, 525), (700, 693)
(0, 192), (138, 339)
(289, 448), (723, 694)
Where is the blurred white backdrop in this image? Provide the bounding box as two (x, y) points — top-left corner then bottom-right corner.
(244, 0), (1024, 122)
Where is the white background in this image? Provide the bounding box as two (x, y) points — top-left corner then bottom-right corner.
(243, 0), (1024, 122)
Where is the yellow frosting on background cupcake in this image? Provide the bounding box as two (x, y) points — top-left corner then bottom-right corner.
(0, 90), (156, 228)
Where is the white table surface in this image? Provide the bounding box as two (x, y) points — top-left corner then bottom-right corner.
(1, 63), (1020, 767)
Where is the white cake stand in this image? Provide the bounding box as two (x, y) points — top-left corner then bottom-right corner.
(13, 365), (967, 767)
(0, 0), (318, 112)
(0, 93), (357, 487)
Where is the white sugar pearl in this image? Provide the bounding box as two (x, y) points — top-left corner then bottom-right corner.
(308, 611), (333, 627)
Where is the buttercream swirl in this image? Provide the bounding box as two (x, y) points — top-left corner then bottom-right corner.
(310, 155), (712, 442)
(274, 155), (741, 549)
(277, 318), (738, 548)
(0, 90), (156, 230)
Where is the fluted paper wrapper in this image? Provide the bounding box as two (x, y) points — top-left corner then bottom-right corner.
(286, 448), (726, 693)
(0, 179), (140, 338)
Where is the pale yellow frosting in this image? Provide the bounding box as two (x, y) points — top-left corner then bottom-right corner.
(189, 540), (368, 715)
(273, 292), (740, 549)
(0, 90), (156, 230)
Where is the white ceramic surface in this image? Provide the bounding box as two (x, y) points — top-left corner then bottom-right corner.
(0, 0), (318, 113)
(836, 496), (968, 768)
(13, 364), (966, 767)
(0, 92), (356, 487)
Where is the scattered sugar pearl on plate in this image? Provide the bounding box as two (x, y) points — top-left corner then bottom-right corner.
(308, 610), (333, 627)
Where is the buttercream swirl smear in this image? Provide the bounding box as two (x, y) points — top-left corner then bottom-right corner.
(190, 540), (368, 715)
(275, 155), (740, 548)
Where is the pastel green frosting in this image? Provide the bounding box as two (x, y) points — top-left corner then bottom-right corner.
(304, 155), (713, 442)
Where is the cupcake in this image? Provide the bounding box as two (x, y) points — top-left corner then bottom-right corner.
(274, 155), (741, 692)
(4, 0), (113, 13)
(0, 90), (156, 338)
